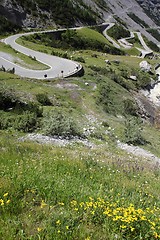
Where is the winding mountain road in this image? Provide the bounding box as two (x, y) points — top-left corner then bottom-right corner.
(0, 31), (82, 79)
(0, 24), (158, 80)
(102, 23), (121, 49)
(134, 32), (153, 58)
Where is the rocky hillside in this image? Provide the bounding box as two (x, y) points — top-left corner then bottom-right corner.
(136, 0), (160, 26)
(0, 0), (160, 44)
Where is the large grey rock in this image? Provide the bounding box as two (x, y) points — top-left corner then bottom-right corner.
(139, 61), (152, 72)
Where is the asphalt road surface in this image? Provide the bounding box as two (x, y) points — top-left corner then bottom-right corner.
(0, 31), (82, 79)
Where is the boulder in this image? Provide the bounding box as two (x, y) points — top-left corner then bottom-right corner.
(105, 59), (111, 65)
(129, 75), (137, 81)
(139, 61), (152, 72)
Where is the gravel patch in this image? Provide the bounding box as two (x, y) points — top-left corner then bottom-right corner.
(117, 140), (160, 164)
(55, 83), (81, 90)
(19, 133), (160, 164)
(19, 133), (95, 148)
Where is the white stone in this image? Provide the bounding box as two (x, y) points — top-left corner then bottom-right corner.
(139, 61), (152, 72)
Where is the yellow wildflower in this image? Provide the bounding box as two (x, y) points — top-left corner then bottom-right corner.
(58, 202), (64, 206)
(40, 200), (47, 209)
(140, 216), (146, 221)
(113, 216), (122, 221)
(37, 227), (42, 232)
(120, 225), (127, 229)
(56, 220), (61, 225)
(0, 199), (4, 206)
(80, 202), (84, 207)
(130, 227), (135, 232)
(6, 199), (11, 204)
(154, 232), (160, 239)
(3, 193), (8, 197)
(89, 197), (93, 201)
(70, 200), (77, 206)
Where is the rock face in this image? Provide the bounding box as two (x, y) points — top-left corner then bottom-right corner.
(0, 0), (26, 26)
(137, 0), (160, 26)
(0, 0), (55, 28)
(0, 0), (160, 45)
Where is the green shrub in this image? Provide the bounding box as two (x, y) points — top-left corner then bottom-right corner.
(123, 99), (138, 116)
(0, 88), (42, 132)
(0, 15), (21, 34)
(107, 24), (130, 40)
(20, 102), (43, 117)
(145, 40), (159, 52)
(96, 80), (115, 114)
(72, 56), (85, 63)
(0, 111), (38, 132)
(14, 112), (38, 132)
(111, 73), (131, 90)
(124, 117), (145, 145)
(42, 109), (81, 138)
(15, 0), (97, 26)
(36, 93), (52, 106)
(0, 88), (18, 110)
(136, 71), (151, 89)
(88, 65), (112, 75)
(25, 29), (124, 55)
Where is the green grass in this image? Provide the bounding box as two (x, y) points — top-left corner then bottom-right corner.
(76, 27), (112, 46)
(1, 30), (160, 239)
(0, 131), (160, 240)
(124, 47), (140, 56)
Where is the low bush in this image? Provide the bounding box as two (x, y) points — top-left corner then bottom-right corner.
(123, 99), (138, 116)
(96, 80), (115, 114)
(24, 29), (125, 55)
(72, 56), (85, 63)
(0, 111), (38, 132)
(0, 88), (42, 132)
(0, 87), (19, 110)
(36, 93), (52, 106)
(88, 65), (112, 75)
(124, 117), (145, 145)
(0, 15), (21, 34)
(42, 109), (82, 138)
(107, 24), (130, 40)
(51, 50), (70, 59)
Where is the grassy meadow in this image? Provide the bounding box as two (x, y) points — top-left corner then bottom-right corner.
(0, 131), (160, 240)
(0, 27), (160, 239)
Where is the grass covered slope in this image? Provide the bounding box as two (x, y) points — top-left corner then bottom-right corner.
(0, 133), (160, 240)
(20, 28), (124, 55)
(0, 26), (160, 239)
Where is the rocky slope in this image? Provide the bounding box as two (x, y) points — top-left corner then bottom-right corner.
(136, 0), (160, 26)
(0, 0), (160, 44)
